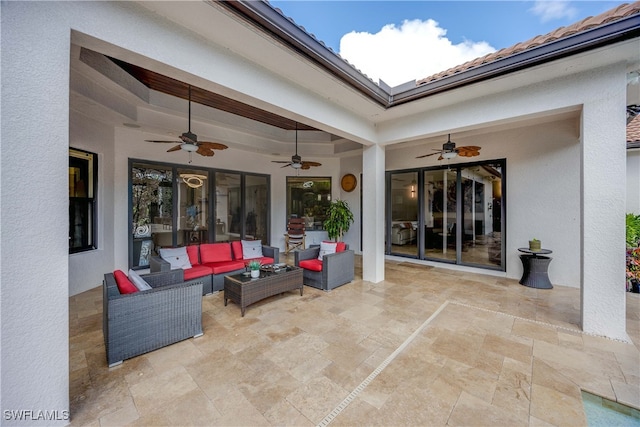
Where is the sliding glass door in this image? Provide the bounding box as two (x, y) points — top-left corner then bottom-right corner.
(129, 160), (270, 269)
(423, 168), (457, 262)
(389, 171), (419, 257)
(387, 160), (505, 270)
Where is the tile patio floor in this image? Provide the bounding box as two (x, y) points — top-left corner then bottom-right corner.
(69, 256), (640, 426)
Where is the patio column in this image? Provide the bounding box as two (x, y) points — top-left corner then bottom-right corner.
(580, 74), (628, 341)
(362, 144), (385, 283)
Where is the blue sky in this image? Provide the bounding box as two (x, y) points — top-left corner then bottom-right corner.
(270, 1), (628, 85)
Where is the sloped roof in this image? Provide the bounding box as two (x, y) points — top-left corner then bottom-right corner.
(416, 1), (640, 86)
(629, 115), (640, 147)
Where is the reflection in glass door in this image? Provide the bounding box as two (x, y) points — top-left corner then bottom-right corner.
(131, 163), (173, 268)
(460, 163), (503, 267)
(244, 174), (269, 243)
(388, 160), (505, 271)
(389, 171), (419, 257)
(423, 169), (457, 262)
(215, 172), (240, 242)
(177, 168), (209, 246)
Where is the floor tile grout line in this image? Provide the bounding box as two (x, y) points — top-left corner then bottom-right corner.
(316, 301), (451, 427)
(449, 301), (633, 343)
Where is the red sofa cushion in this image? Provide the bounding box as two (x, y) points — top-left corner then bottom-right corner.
(323, 240), (346, 252)
(183, 264), (213, 281)
(186, 245), (200, 265)
(203, 260), (245, 275)
(231, 241), (243, 260)
(299, 259), (323, 272)
(200, 243), (232, 264)
(113, 270), (138, 294)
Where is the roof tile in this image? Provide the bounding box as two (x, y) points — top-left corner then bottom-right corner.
(628, 115), (640, 144)
(416, 1), (640, 86)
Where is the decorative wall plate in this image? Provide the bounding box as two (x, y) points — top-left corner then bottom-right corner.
(341, 173), (357, 192)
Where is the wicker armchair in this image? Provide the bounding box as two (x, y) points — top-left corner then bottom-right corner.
(294, 245), (355, 291)
(103, 269), (203, 367)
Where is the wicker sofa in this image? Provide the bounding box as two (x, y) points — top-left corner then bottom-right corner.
(103, 269), (203, 367)
(150, 241), (279, 294)
(294, 243), (354, 291)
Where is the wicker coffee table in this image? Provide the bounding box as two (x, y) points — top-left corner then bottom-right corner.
(224, 266), (303, 316)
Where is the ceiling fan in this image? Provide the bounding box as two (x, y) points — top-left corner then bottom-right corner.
(416, 134), (481, 160)
(272, 124), (321, 170)
(145, 85), (228, 163)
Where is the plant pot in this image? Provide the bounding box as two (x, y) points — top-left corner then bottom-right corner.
(250, 269), (260, 278)
(632, 279), (640, 294)
(529, 240), (541, 251)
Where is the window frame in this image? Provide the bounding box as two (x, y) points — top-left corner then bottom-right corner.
(69, 147), (98, 254)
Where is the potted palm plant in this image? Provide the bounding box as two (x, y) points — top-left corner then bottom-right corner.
(323, 199), (354, 242)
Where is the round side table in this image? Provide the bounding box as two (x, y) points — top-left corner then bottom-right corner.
(517, 248), (553, 289)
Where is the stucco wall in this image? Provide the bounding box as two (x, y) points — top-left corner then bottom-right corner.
(385, 119), (581, 287)
(69, 112), (115, 295)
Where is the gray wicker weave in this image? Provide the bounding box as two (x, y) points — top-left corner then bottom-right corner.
(224, 267), (303, 316)
(103, 269), (203, 367)
(150, 244), (280, 294)
(294, 246), (355, 291)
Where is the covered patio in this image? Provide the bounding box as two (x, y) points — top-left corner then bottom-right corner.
(2, 1), (639, 422)
(69, 257), (640, 425)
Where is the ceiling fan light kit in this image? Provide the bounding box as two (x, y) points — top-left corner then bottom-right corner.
(145, 85), (227, 163)
(272, 123), (322, 171)
(180, 143), (198, 152)
(415, 134), (481, 161)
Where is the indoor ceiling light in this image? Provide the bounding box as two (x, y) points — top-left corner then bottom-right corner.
(180, 173), (207, 188)
(291, 162), (302, 169)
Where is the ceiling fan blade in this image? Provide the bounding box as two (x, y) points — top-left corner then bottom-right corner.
(199, 141), (228, 150)
(457, 146), (481, 157)
(281, 163), (293, 168)
(302, 161), (321, 167)
(146, 139), (180, 144)
(196, 146), (215, 157)
(167, 144), (183, 152)
(416, 152), (442, 158)
(438, 154), (444, 161)
(301, 164), (311, 170)
(457, 145), (481, 152)
(272, 160), (291, 164)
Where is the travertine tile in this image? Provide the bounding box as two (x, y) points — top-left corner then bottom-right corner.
(69, 257), (640, 426)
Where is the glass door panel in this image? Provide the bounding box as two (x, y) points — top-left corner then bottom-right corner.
(245, 174), (269, 243)
(131, 163), (173, 267)
(389, 171), (418, 257)
(177, 168), (209, 246)
(215, 172), (241, 242)
(460, 164), (503, 267)
(424, 169), (457, 262)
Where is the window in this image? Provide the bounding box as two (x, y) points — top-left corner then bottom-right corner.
(69, 148), (97, 253)
(286, 177), (331, 230)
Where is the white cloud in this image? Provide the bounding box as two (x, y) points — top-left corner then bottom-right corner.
(529, 0), (578, 23)
(339, 19), (495, 87)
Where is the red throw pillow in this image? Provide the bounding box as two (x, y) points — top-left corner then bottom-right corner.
(113, 270), (138, 294)
(323, 240), (346, 252)
(186, 245), (200, 265)
(231, 241), (243, 260)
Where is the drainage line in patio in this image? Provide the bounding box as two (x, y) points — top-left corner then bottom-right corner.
(316, 301), (451, 427)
